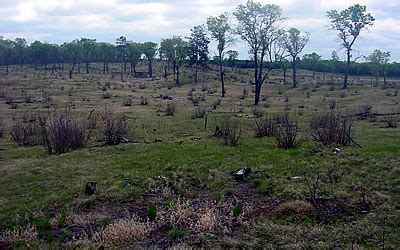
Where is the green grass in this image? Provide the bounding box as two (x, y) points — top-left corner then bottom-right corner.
(0, 64), (399, 248)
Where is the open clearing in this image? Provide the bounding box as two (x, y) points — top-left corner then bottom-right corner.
(0, 63), (399, 248)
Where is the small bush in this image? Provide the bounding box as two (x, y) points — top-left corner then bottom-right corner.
(274, 113), (299, 149)
(92, 216), (153, 246)
(147, 205), (157, 221)
(11, 114), (44, 146)
(100, 108), (130, 145)
(122, 96), (133, 106)
(42, 108), (87, 154)
(192, 97), (199, 106)
(254, 115), (275, 137)
(165, 102), (175, 116)
(0, 119), (4, 138)
(140, 96), (148, 105)
(252, 107), (264, 118)
(275, 201), (314, 217)
(214, 115), (242, 146)
(328, 99), (336, 110)
(103, 92), (112, 99)
(192, 108), (205, 119)
(310, 110), (354, 147)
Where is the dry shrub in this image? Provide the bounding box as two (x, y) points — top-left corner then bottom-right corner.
(122, 96), (133, 106)
(252, 107), (264, 118)
(41, 108), (87, 154)
(0, 118), (4, 138)
(192, 108), (205, 119)
(274, 113), (299, 148)
(92, 215), (153, 246)
(0, 226), (38, 246)
(310, 110), (354, 146)
(103, 91), (112, 99)
(11, 114), (44, 146)
(274, 201), (314, 217)
(195, 207), (219, 231)
(214, 115), (242, 146)
(254, 115), (275, 137)
(165, 102), (175, 116)
(160, 198), (194, 226)
(100, 108), (130, 145)
(140, 96), (148, 105)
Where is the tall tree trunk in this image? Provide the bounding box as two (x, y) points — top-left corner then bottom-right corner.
(103, 61), (106, 74)
(194, 64), (198, 83)
(383, 68), (387, 89)
(86, 61), (89, 74)
(6, 64), (9, 74)
(173, 62), (176, 75)
(69, 61), (76, 79)
(176, 66), (180, 85)
(148, 60), (153, 77)
(78, 62), (81, 74)
(344, 48), (351, 89)
(292, 57), (297, 88)
(219, 52), (225, 97)
(283, 68), (287, 85)
(254, 52), (259, 105)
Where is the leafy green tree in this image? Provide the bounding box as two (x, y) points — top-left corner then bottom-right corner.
(14, 38), (27, 70)
(142, 42), (157, 77)
(366, 49), (391, 88)
(302, 52), (321, 79)
(97, 42), (115, 74)
(116, 36), (127, 79)
(160, 36), (188, 85)
(234, 0), (286, 105)
(79, 38), (96, 74)
(62, 40), (82, 79)
(126, 42), (143, 76)
(327, 4), (375, 88)
(282, 28), (309, 88)
(207, 13), (232, 97)
(0, 39), (14, 74)
(330, 50), (339, 83)
(226, 50), (239, 68)
(187, 25), (210, 83)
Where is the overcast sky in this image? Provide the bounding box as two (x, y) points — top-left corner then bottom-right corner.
(0, 0), (399, 61)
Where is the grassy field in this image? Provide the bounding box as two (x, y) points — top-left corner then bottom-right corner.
(0, 63), (399, 248)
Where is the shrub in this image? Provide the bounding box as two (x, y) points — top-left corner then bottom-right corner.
(0, 226), (38, 246)
(328, 99), (336, 110)
(254, 115), (275, 137)
(147, 205), (157, 221)
(274, 113), (299, 148)
(122, 96), (133, 107)
(192, 97), (199, 106)
(103, 92), (112, 99)
(165, 102), (175, 116)
(41, 108), (87, 154)
(100, 108), (130, 145)
(274, 201), (314, 217)
(214, 115), (242, 146)
(252, 107), (264, 118)
(11, 114), (44, 146)
(140, 96), (148, 105)
(192, 108), (205, 119)
(310, 110), (354, 147)
(92, 216), (153, 246)
(0, 119), (4, 138)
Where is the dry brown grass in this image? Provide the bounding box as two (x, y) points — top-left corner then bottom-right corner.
(274, 200), (314, 217)
(0, 226), (38, 246)
(92, 215), (154, 246)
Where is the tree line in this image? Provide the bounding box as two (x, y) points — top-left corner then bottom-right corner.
(0, 1), (396, 105)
